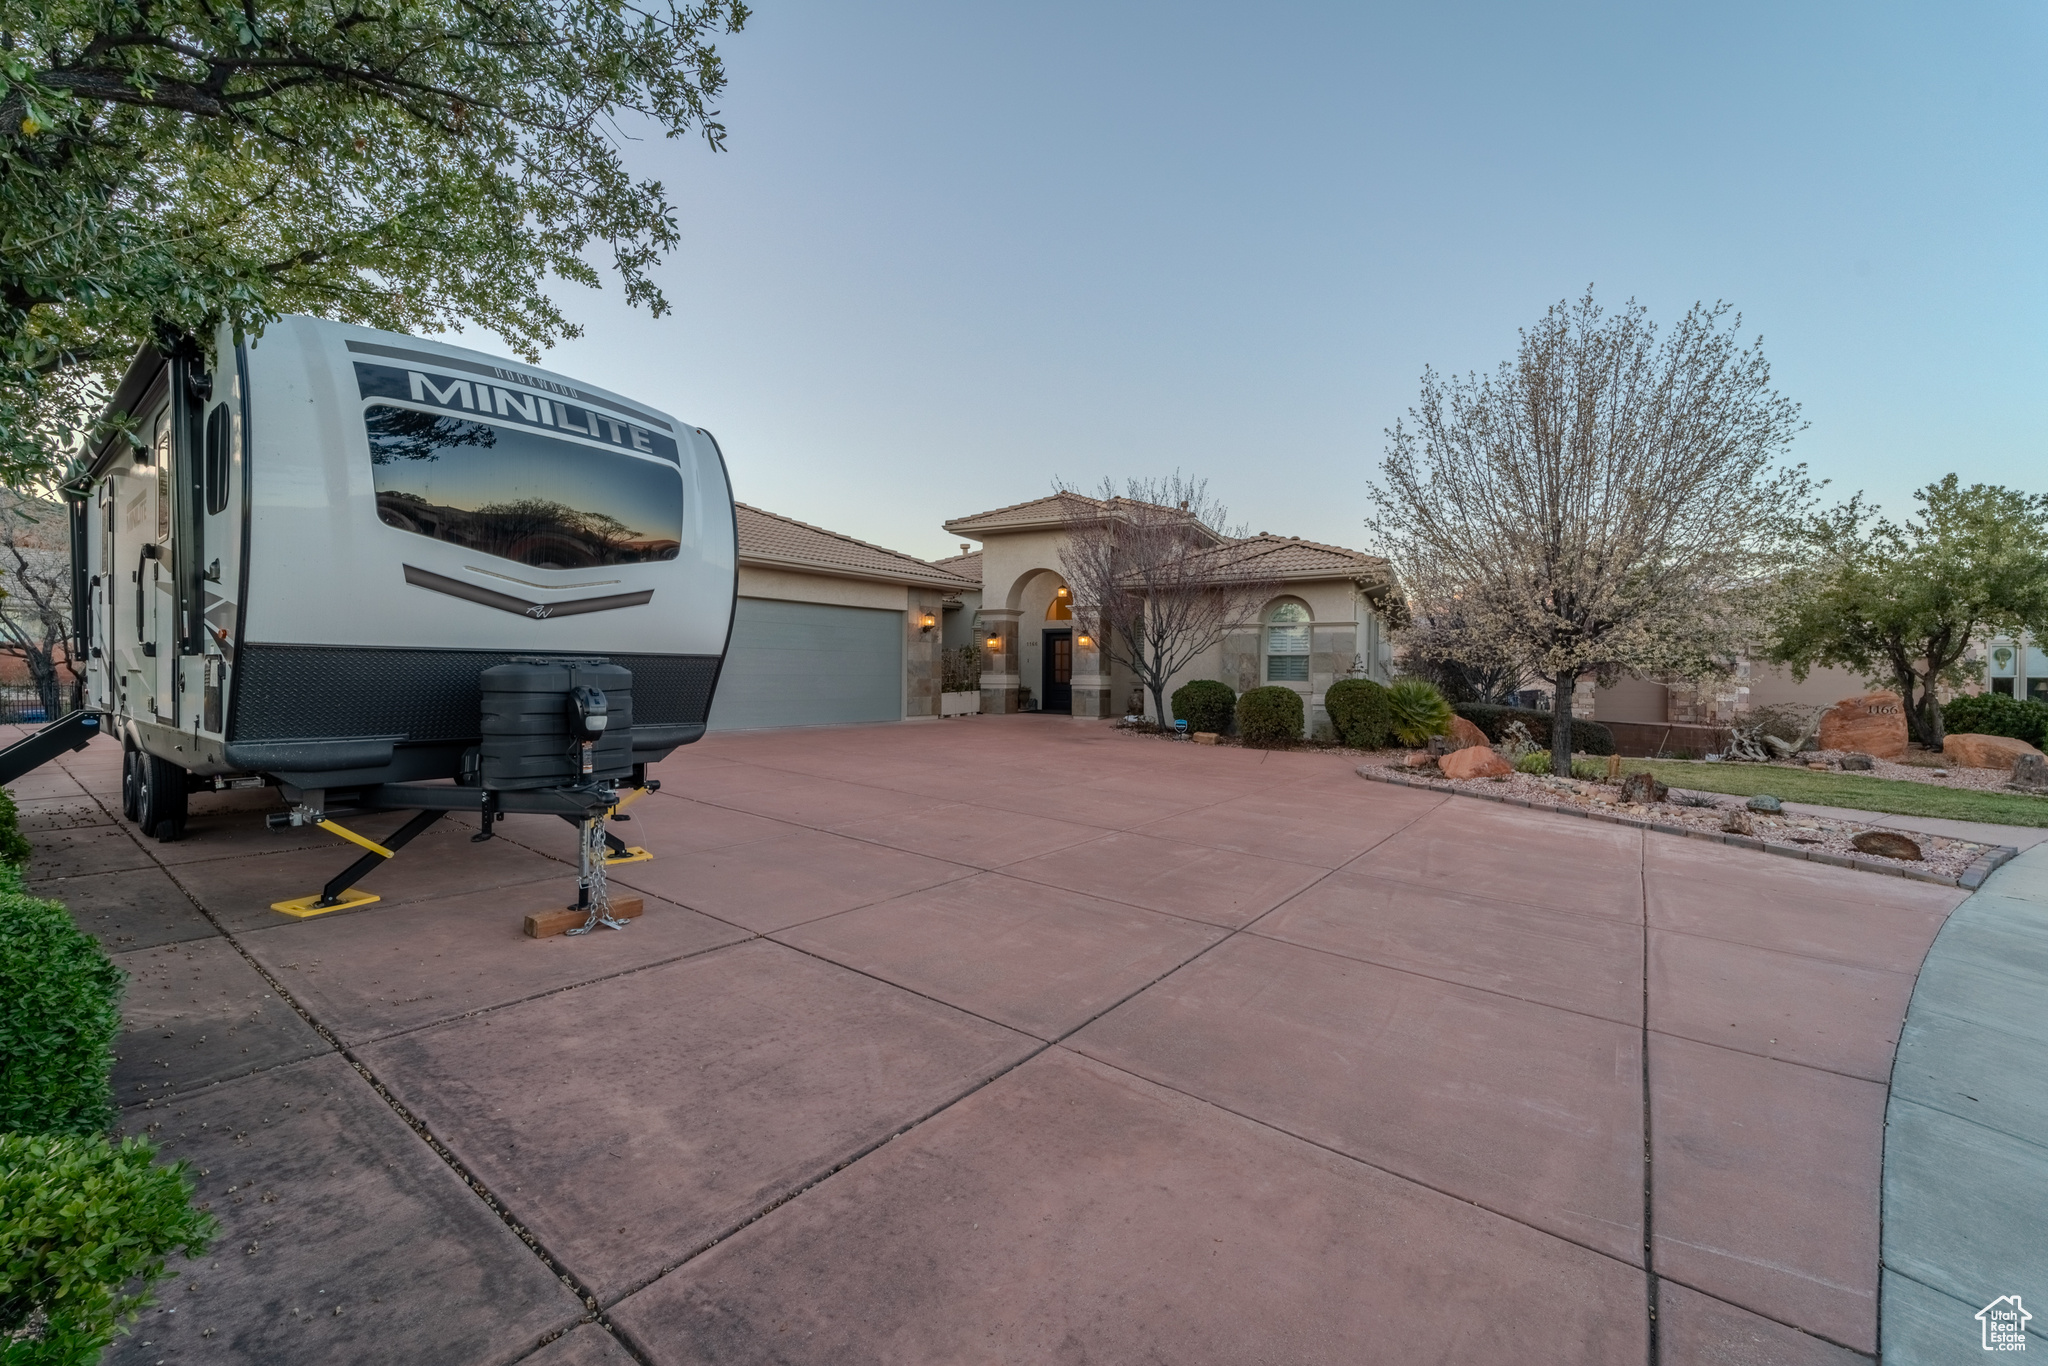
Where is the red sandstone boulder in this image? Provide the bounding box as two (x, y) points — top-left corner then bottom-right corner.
(1448, 715), (1488, 751)
(1440, 745), (1511, 780)
(1817, 692), (1908, 759)
(1943, 732), (2046, 771)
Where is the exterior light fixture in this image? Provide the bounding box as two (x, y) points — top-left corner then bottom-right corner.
(919, 612), (937, 633)
(1077, 632), (1094, 649)
(1056, 586), (1071, 601)
(987, 633), (1002, 650)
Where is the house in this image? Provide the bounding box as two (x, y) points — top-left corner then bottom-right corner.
(1983, 631), (2048, 702)
(941, 493), (1399, 734)
(707, 504), (975, 730)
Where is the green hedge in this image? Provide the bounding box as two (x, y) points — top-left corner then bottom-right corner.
(0, 895), (122, 1139)
(1170, 680), (1236, 735)
(1454, 703), (1616, 757)
(1324, 679), (1393, 749)
(0, 791), (216, 1362)
(1236, 686), (1304, 748)
(0, 1134), (215, 1364)
(1943, 693), (2048, 748)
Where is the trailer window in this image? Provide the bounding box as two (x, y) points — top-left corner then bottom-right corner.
(204, 404), (231, 515)
(365, 405), (682, 569)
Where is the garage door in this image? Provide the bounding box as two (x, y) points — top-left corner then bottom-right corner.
(708, 598), (904, 731)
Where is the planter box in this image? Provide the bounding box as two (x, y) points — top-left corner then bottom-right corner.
(940, 691), (982, 717)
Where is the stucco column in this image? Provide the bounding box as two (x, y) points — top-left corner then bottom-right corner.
(980, 608), (1021, 714)
(1070, 607), (1112, 718)
(906, 593), (942, 717)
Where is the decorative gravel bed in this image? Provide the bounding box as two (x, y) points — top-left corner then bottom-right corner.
(1737, 749), (2026, 794)
(1357, 757), (2014, 887)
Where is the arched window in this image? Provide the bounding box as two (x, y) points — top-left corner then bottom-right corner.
(1265, 601), (1310, 682)
(1045, 584), (1073, 621)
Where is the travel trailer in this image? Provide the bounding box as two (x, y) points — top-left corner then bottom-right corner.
(45, 316), (735, 908)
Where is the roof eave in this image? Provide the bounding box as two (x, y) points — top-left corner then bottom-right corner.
(738, 551), (973, 590)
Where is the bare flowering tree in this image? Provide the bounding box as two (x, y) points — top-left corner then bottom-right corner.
(1369, 291), (1810, 775)
(0, 492), (79, 719)
(1058, 475), (1278, 727)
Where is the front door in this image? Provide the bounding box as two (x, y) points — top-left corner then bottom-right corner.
(1041, 630), (1072, 714)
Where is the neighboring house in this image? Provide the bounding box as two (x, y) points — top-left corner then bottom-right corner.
(707, 504), (974, 731)
(941, 493), (1398, 735)
(1594, 660), (1875, 726)
(1983, 631), (2048, 703)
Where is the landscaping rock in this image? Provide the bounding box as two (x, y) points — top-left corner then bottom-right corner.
(1817, 691), (1908, 759)
(1942, 732), (2046, 771)
(2012, 754), (2048, 792)
(1401, 750), (1437, 769)
(1439, 745), (1512, 780)
(1746, 794), (1783, 814)
(1192, 732), (1219, 745)
(1837, 753), (1875, 771)
(1851, 829), (1923, 861)
(1618, 771), (1667, 805)
(1448, 715), (1489, 751)
(1719, 808), (1754, 836)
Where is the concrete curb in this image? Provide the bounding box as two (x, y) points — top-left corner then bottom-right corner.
(1880, 843), (2048, 1359)
(1355, 764), (2020, 889)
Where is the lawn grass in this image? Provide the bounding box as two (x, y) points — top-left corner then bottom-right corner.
(1621, 759), (2048, 828)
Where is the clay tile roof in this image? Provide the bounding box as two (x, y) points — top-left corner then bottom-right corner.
(943, 491), (1111, 534)
(735, 504), (975, 589)
(1186, 533), (1394, 583)
(929, 549), (982, 585)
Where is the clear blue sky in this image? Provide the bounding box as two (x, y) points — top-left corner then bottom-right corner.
(495, 1), (2045, 563)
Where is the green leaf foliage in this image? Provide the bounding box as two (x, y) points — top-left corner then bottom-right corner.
(1234, 686), (1303, 748)
(1942, 693), (2048, 749)
(1454, 703), (1616, 757)
(0, 789), (32, 870)
(0, 0), (749, 479)
(1170, 680), (1235, 735)
(1385, 678), (1453, 748)
(0, 1133), (215, 1363)
(0, 893), (122, 1138)
(1768, 477), (2048, 746)
(1324, 678), (1393, 749)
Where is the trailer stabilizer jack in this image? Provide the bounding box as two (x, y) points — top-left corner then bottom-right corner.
(270, 809), (446, 917)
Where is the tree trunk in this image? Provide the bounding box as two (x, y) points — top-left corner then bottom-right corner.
(1150, 681), (1168, 732)
(1918, 673), (1946, 749)
(1551, 674), (1576, 776)
(28, 649), (65, 722)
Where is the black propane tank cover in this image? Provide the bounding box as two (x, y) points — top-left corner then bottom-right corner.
(479, 657), (634, 790)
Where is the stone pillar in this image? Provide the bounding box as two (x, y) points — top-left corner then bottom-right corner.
(906, 593), (942, 717)
(980, 608), (1020, 714)
(1070, 610), (1112, 718)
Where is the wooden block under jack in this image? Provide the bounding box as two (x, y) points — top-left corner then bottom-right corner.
(524, 896), (645, 939)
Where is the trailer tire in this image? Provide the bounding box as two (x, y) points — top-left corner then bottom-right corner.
(136, 753), (188, 842)
(121, 746), (142, 822)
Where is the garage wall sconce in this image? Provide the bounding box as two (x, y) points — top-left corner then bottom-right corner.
(919, 611), (937, 633)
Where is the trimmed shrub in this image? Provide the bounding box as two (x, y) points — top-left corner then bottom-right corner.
(1385, 678), (1454, 748)
(1453, 703), (1616, 757)
(0, 894), (123, 1138)
(0, 788), (29, 869)
(1324, 679), (1393, 749)
(1943, 693), (2048, 748)
(0, 1133), (216, 1363)
(1514, 751), (1552, 775)
(1171, 680), (1236, 735)
(1235, 686), (1304, 748)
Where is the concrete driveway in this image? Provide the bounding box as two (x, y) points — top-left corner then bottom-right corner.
(17, 717), (1967, 1364)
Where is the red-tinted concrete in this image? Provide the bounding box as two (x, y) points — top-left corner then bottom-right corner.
(1070, 932), (1647, 1261)
(19, 718), (1964, 1363)
(778, 872), (1227, 1038)
(610, 1050), (1650, 1366)
(234, 882), (751, 1044)
(1656, 1282), (1871, 1365)
(113, 937), (330, 1104)
(107, 1056), (584, 1366)
(1257, 867), (1644, 1022)
(1650, 1035), (1889, 1352)
(1002, 827), (1328, 927)
(356, 940), (1036, 1300)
